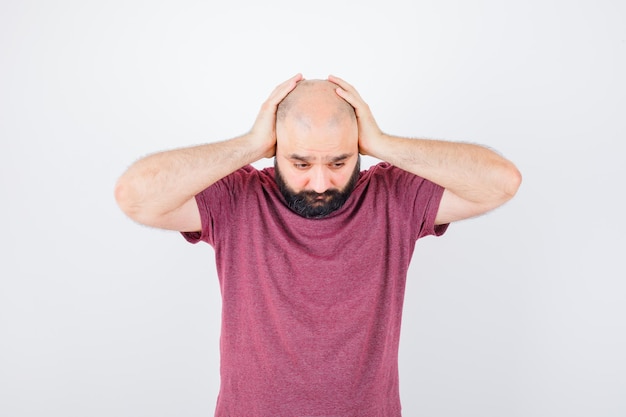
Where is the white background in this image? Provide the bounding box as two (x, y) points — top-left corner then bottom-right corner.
(1, 0), (625, 416)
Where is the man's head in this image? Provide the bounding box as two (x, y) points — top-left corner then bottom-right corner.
(274, 80), (360, 218)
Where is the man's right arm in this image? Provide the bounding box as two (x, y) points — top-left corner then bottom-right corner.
(114, 135), (267, 231)
(114, 74), (303, 232)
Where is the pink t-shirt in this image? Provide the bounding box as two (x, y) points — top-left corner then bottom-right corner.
(183, 162), (448, 416)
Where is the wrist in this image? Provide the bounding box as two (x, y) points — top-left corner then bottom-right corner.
(360, 132), (389, 159)
(239, 132), (276, 161)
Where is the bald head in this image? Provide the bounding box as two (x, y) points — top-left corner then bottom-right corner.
(277, 79), (356, 125)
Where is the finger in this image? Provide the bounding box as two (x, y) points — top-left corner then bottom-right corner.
(267, 73), (303, 105)
(254, 73), (303, 130)
(278, 73), (304, 94)
(327, 74), (350, 89)
(329, 75), (367, 108)
(334, 85), (366, 117)
(328, 74), (361, 99)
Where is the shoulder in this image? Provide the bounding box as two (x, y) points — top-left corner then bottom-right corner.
(359, 161), (428, 187)
(235, 164), (276, 186)
(198, 165), (274, 196)
(357, 161), (444, 208)
(358, 161), (393, 182)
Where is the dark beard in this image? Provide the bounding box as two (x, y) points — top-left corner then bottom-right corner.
(275, 157), (361, 219)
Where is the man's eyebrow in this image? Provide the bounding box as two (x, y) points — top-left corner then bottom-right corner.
(327, 153), (354, 163)
(287, 153), (355, 163)
(288, 154), (313, 163)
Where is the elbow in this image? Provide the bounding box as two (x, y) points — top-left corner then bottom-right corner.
(114, 176), (142, 221)
(501, 162), (522, 202)
(114, 175), (170, 228)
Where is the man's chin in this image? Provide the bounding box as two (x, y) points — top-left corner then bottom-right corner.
(298, 201), (342, 218)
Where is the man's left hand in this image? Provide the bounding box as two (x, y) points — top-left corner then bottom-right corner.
(328, 75), (385, 157)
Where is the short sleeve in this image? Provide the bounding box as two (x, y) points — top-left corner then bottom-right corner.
(180, 190), (216, 245)
(366, 163), (449, 241)
(181, 165), (256, 246)
(413, 178), (448, 239)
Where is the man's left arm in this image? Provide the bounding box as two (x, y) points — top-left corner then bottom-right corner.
(329, 75), (522, 225)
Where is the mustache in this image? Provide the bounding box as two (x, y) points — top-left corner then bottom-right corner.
(298, 189), (341, 200)
(288, 189), (341, 212)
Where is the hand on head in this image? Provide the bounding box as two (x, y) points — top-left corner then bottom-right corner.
(249, 73), (383, 160)
(249, 73), (304, 159)
(327, 75), (384, 157)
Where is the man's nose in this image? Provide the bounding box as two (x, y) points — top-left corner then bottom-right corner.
(309, 166), (332, 193)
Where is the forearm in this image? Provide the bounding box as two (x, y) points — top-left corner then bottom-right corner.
(369, 134), (521, 204)
(115, 133), (266, 221)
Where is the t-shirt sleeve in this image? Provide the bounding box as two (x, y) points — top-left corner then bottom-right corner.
(376, 163), (449, 240)
(415, 181), (448, 239)
(181, 166), (255, 246)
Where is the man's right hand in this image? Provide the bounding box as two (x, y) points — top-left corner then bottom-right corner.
(249, 73), (303, 159)
(115, 73), (304, 231)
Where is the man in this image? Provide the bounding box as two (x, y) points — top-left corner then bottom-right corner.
(115, 74), (521, 416)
